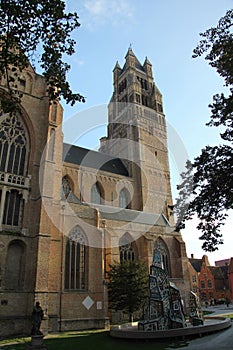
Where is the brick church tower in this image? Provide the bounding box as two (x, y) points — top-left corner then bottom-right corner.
(99, 48), (191, 312)
(100, 47), (173, 220)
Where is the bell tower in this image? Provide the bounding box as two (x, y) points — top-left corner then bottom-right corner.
(100, 48), (174, 222)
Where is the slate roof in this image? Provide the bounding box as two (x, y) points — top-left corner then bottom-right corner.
(121, 47), (146, 74)
(93, 204), (171, 226)
(66, 192), (82, 204)
(189, 258), (202, 273)
(63, 143), (129, 177)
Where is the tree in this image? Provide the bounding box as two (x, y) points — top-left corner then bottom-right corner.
(0, 0), (85, 113)
(175, 10), (233, 252)
(107, 260), (148, 322)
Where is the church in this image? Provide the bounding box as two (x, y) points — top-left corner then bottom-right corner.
(0, 48), (190, 338)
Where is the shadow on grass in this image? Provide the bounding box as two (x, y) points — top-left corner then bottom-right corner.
(0, 330), (191, 350)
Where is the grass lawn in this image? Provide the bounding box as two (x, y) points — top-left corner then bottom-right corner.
(202, 310), (215, 316)
(222, 314), (233, 319)
(2, 314), (233, 350)
(0, 329), (189, 350)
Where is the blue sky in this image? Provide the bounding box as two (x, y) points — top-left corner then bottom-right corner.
(63, 0), (232, 264)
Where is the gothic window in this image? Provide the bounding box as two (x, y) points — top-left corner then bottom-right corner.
(3, 190), (24, 227)
(137, 77), (148, 90)
(118, 78), (127, 94)
(65, 226), (87, 290)
(0, 111), (29, 228)
(0, 113), (29, 176)
(119, 188), (130, 209)
(136, 93), (141, 103)
(5, 240), (25, 290)
(119, 234), (135, 263)
(120, 95), (128, 103)
(62, 176), (72, 198)
(142, 95), (148, 106)
(91, 182), (103, 204)
(157, 103), (163, 113)
(154, 238), (171, 277)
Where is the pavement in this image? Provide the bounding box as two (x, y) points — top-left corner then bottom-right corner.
(201, 304), (233, 316)
(167, 304), (233, 349)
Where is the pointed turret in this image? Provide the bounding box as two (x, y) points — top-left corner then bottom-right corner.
(144, 56), (152, 66)
(113, 60), (121, 72)
(113, 61), (122, 93)
(125, 46), (136, 69)
(143, 56), (153, 77)
(125, 45), (135, 58)
(113, 61), (122, 81)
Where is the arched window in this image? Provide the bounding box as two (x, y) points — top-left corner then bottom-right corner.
(62, 176), (72, 198)
(91, 182), (103, 204)
(153, 238), (171, 277)
(0, 113), (29, 176)
(65, 226), (87, 290)
(5, 240), (25, 290)
(119, 233), (135, 263)
(2, 190), (24, 226)
(119, 188), (130, 209)
(0, 111), (29, 228)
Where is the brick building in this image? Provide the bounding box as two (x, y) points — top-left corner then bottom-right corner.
(229, 259), (233, 301)
(189, 255), (231, 304)
(215, 258), (233, 302)
(0, 49), (191, 338)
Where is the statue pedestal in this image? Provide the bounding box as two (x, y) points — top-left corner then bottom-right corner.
(27, 334), (47, 350)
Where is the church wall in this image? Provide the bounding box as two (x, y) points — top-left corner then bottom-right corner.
(0, 65), (66, 338)
(62, 163), (135, 208)
(40, 202), (108, 333)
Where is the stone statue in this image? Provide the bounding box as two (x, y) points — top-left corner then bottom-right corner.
(31, 302), (44, 335)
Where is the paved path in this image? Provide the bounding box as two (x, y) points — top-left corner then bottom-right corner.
(167, 305), (233, 350)
(202, 304), (233, 316)
(168, 324), (233, 349)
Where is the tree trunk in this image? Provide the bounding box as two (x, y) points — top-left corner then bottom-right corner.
(129, 313), (133, 323)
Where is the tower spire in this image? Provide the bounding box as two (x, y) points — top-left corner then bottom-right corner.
(125, 44), (135, 59)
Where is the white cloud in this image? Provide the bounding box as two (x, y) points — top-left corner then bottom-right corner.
(71, 58), (85, 65)
(79, 0), (134, 29)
